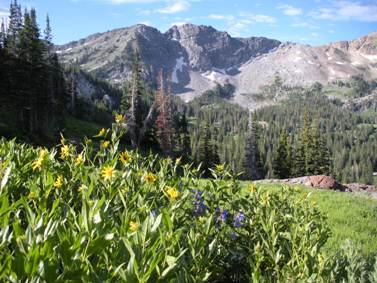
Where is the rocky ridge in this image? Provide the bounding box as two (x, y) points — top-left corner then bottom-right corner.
(56, 25), (377, 107)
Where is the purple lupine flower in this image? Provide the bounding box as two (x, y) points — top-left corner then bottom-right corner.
(233, 212), (245, 228)
(230, 232), (238, 240)
(192, 190), (206, 216)
(220, 209), (229, 223)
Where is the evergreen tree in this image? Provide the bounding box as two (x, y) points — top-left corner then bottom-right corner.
(0, 20), (6, 49)
(243, 112), (263, 180)
(198, 122), (219, 177)
(120, 82), (130, 115)
(273, 130), (290, 179)
(180, 111), (191, 160)
(6, 0), (23, 55)
(44, 14), (52, 43)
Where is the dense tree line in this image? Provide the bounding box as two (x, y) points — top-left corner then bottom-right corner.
(0, 1), (66, 141)
(186, 83), (377, 185)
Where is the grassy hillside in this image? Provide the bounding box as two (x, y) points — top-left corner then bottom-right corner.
(250, 183), (377, 256)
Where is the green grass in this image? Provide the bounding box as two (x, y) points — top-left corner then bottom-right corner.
(247, 183), (377, 256)
(63, 116), (105, 140)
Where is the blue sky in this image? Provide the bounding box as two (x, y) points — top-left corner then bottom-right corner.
(0, 0), (377, 45)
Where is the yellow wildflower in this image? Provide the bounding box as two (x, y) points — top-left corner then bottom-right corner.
(28, 191), (36, 200)
(97, 128), (106, 137)
(129, 221), (138, 232)
(75, 154), (84, 166)
(32, 158), (43, 171)
(60, 133), (66, 145)
(32, 149), (48, 171)
(166, 186), (180, 200)
(102, 166), (116, 181)
(39, 149), (48, 159)
(60, 145), (69, 159)
(119, 151), (132, 165)
(54, 175), (63, 189)
(215, 164), (224, 173)
(143, 172), (157, 184)
(248, 183), (257, 193)
(175, 156), (182, 166)
(115, 114), (125, 123)
(101, 140), (110, 149)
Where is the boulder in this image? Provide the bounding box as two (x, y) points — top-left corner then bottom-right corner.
(305, 175), (345, 191)
(345, 183), (377, 192)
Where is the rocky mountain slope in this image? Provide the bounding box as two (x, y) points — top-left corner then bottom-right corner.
(56, 24), (377, 106)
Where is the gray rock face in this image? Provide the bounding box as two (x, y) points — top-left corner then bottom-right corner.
(56, 24), (280, 95)
(56, 24), (377, 107)
(165, 24), (280, 71)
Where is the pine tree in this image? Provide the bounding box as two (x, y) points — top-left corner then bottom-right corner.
(44, 14), (52, 43)
(43, 14), (53, 56)
(198, 122), (218, 177)
(120, 82), (130, 115)
(292, 137), (306, 177)
(180, 111), (191, 160)
(243, 111), (263, 180)
(273, 130), (290, 179)
(0, 20), (6, 49)
(6, 0), (23, 55)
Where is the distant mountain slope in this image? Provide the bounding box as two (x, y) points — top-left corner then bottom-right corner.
(56, 25), (377, 106)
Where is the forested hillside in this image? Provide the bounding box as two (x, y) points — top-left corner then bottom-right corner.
(0, 3), (66, 142)
(187, 83), (377, 185)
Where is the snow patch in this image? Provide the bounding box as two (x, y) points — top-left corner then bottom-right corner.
(293, 56), (302, 63)
(361, 54), (377, 61)
(328, 56), (333, 60)
(171, 56), (187, 84)
(296, 50), (302, 55)
(308, 60), (315, 65)
(335, 61), (345, 65)
(329, 67), (336, 75)
(351, 61), (361, 66)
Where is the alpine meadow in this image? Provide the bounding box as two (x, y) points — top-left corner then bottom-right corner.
(0, 0), (377, 282)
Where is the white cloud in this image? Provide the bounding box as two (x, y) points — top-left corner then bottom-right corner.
(291, 21), (319, 29)
(277, 5), (303, 16)
(242, 13), (276, 24)
(208, 14), (234, 21)
(311, 0), (377, 22)
(156, 1), (190, 13)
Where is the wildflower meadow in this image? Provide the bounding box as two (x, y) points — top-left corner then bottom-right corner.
(0, 116), (376, 282)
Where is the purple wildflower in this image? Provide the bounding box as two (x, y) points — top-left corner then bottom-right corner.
(233, 212), (245, 228)
(220, 209), (229, 223)
(192, 190), (206, 216)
